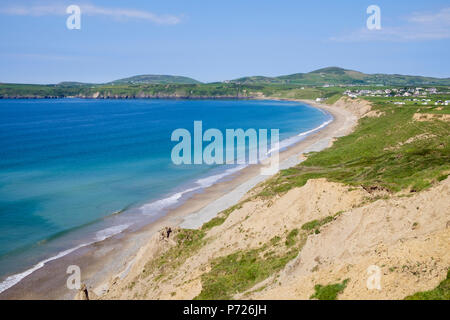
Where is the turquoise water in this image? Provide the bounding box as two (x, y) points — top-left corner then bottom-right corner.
(0, 98), (331, 291)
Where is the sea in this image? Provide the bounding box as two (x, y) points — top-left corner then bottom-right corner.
(0, 98), (332, 293)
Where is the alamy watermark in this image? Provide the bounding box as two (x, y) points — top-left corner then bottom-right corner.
(366, 265), (382, 290)
(65, 5), (381, 32)
(66, 5), (81, 30)
(171, 121), (280, 175)
(366, 5), (381, 30)
(66, 265), (81, 290)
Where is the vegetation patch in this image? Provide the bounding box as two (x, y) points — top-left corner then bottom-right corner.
(141, 229), (206, 281)
(325, 93), (343, 105)
(405, 269), (450, 300)
(301, 216), (334, 233)
(201, 203), (244, 231)
(310, 279), (349, 300)
(195, 229), (306, 300)
(285, 229), (299, 247)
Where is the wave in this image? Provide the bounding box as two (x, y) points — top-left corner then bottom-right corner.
(267, 118), (333, 155)
(298, 118), (333, 138)
(139, 187), (200, 215)
(0, 224), (130, 294)
(139, 165), (246, 216)
(140, 115), (333, 217)
(195, 165), (247, 188)
(94, 224), (130, 242)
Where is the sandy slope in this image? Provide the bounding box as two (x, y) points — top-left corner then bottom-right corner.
(249, 178), (450, 300)
(98, 175), (449, 300)
(92, 97), (449, 300)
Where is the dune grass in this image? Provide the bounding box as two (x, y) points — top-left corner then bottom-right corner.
(301, 216), (334, 233)
(258, 97), (450, 198)
(405, 270), (450, 300)
(201, 203), (245, 232)
(195, 229), (307, 300)
(310, 279), (349, 300)
(140, 229), (206, 281)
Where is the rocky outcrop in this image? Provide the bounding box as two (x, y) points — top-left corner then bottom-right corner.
(74, 284), (89, 300)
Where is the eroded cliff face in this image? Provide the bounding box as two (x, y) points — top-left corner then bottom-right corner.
(95, 177), (450, 300)
(248, 177), (450, 300)
(332, 96), (373, 118)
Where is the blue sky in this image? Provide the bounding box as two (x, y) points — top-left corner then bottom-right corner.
(0, 0), (449, 84)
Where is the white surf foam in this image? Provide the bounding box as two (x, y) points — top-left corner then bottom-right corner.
(267, 118), (333, 155)
(139, 186), (201, 215)
(95, 224), (130, 242)
(140, 116), (333, 217)
(298, 118), (333, 137)
(195, 165), (247, 188)
(0, 224), (130, 294)
(140, 165), (248, 216)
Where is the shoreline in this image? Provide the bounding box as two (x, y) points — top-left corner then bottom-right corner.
(0, 98), (358, 300)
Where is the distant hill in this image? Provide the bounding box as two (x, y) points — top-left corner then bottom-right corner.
(231, 67), (450, 86)
(109, 75), (202, 85)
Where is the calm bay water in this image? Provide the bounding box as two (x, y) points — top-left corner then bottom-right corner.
(0, 98), (330, 291)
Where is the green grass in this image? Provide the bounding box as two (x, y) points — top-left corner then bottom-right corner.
(310, 279), (349, 300)
(201, 216), (226, 231)
(201, 203), (244, 232)
(141, 229), (206, 280)
(258, 96), (450, 198)
(325, 93), (343, 104)
(405, 270), (450, 300)
(285, 229), (299, 247)
(195, 229), (306, 300)
(301, 216), (334, 232)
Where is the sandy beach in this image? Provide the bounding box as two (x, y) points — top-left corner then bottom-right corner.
(0, 98), (358, 300)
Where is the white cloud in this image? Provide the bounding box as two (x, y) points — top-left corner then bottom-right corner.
(0, 4), (65, 16)
(0, 3), (181, 25)
(0, 53), (82, 61)
(331, 7), (450, 42)
(408, 7), (450, 25)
